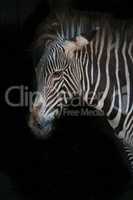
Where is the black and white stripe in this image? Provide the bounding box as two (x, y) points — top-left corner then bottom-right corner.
(33, 10), (133, 172)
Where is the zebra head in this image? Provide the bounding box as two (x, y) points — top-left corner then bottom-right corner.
(29, 13), (98, 138)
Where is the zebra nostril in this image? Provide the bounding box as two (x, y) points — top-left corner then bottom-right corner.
(36, 121), (43, 129)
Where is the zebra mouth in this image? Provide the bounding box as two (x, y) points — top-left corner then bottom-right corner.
(29, 118), (54, 139)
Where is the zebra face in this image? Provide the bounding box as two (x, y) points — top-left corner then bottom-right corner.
(29, 35), (89, 138)
(29, 43), (80, 138)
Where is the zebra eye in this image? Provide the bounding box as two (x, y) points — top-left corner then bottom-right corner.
(52, 70), (63, 78)
(45, 40), (53, 47)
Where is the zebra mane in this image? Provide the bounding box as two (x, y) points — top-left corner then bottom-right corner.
(34, 10), (111, 47)
(32, 9), (133, 65)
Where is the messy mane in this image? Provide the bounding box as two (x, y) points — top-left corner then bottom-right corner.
(33, 10), (111, 47)
(32, 9), (133, 65)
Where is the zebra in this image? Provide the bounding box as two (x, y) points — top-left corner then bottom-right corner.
(29, 10), (133, 174)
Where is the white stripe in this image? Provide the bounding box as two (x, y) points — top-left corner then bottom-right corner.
(96, 38), (111, 110)
(107, 86), (116, 116)
(90, 42), (94, 84)
(122, 40), (130, 113)
(80, 48), (86, 91)
(83, 47), (90, 102)
(75, 51), (81, 80)
(90, 29), (105, 105)
(128, 40), (133, 64)
(108, 34), (122, 129)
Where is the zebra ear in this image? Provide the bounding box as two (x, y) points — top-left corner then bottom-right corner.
(81, 29), (98, 42)
(64, 35), (89, 58)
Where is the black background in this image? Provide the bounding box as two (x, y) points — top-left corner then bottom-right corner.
(0, 0), (133, 199)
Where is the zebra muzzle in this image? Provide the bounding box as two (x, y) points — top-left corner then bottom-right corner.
(29, 106), (54, 138)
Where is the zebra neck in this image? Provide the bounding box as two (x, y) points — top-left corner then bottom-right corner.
(81, 38), (132, 134)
